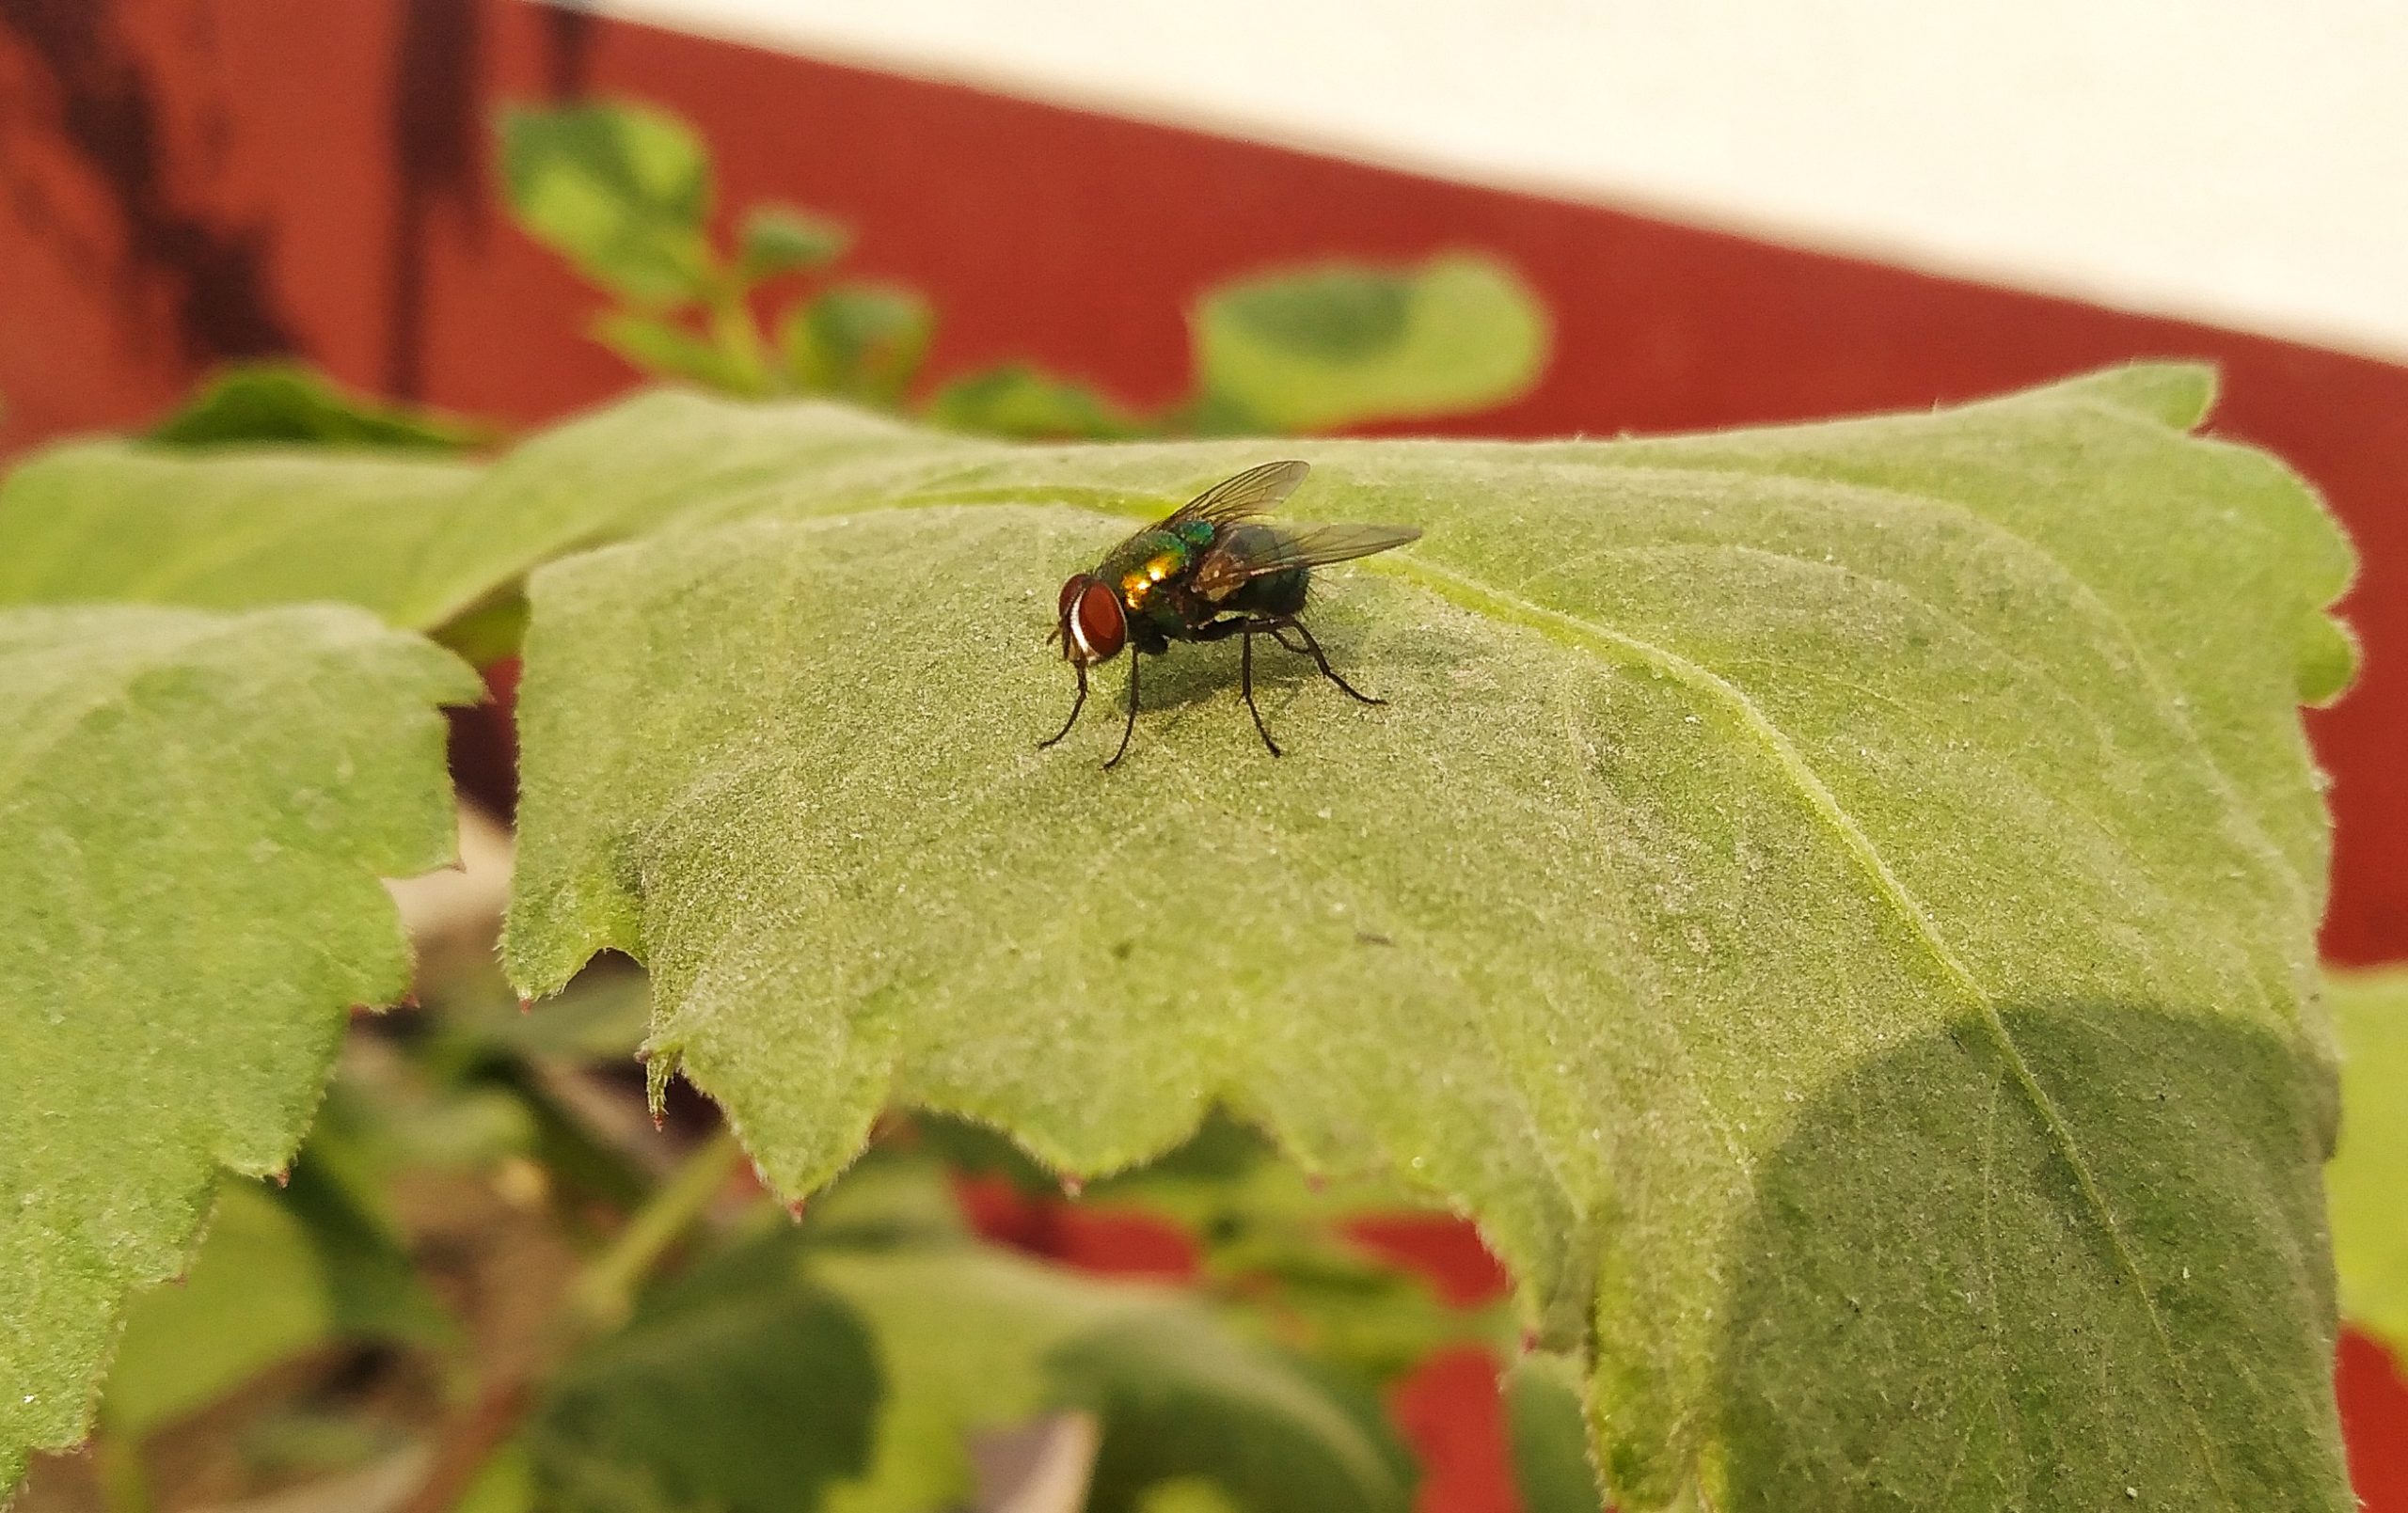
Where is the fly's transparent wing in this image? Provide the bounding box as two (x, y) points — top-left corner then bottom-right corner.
(1191, 521), (1422, 601)
(1163, 459), (1311, 529)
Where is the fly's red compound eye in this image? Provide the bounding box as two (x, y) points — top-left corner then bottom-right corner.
(1070, 581), (1127, 663)
(1057, 576), (1085, 621)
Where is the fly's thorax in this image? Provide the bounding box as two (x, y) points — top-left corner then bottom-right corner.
(1098, 528), (1198, 614)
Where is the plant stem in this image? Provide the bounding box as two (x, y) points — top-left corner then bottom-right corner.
(92, 1428), (152, 1513)
(704, 281), (773, 396)
(568, 1127), (748, 1333)
(396, 1127), (749, 1513)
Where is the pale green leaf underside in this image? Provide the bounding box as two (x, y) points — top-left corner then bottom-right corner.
(2329, 968), (2408, 1354)
(480, 367), (2354, 1508)
(0, 605), (473, 1489)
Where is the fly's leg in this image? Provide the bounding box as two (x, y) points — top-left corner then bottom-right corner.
(1273, 619), (1384, 705)
(1104, 652), (1142, 769)
(1240, 629), (1282, 757)
(1038, 661), (1089, 749)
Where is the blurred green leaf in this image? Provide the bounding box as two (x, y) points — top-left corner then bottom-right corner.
(103, 1166), (452, 1439)
(456, 1441), (540, 1513)
(1134, 1480), (1242, 1513)
(533, 1237), (882, 1513)
(1208, 1235), (1478, 1383)
(815, 1242), (1410, 1513)
(594, 311), (762, 395)
(922, 363), (1142, 439)
(2330, 968), (2408, 1355)
(148, 363), (496, 451)
(740, 205), (852, 281)
(1191, 253), (1547, 433)
(429, 586), (530, 668)
(0, 605), (473, 1489)
(783, 284), (934, 406)
(1505, 1354), (1603, 1513)
(0, 442), (478, 624)
(1059, 1309), (1414, 1513)
(499, 102), (716, 307)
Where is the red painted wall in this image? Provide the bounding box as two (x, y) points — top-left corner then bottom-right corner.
(3, 1), (2401, 1505)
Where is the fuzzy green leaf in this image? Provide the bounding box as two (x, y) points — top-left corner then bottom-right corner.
(0, 441), (480, 627)
(499, 102), (715, 307)
(490, 367), (2353, 1508)
(1190, 254), (1547, 433)
(2329, 968), (2408, 1355)
(0, 604), (474, 1489)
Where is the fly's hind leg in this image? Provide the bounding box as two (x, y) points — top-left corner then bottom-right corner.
(1273, 619), (1384, 705)
(1240, 629), (1282, 756)
(1104, 652), (1142, 770)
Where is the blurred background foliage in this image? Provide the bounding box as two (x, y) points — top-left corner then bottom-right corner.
(23, 98), (1573, 1513)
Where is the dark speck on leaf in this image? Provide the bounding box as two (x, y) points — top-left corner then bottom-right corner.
(1355, 930), (1394, 947)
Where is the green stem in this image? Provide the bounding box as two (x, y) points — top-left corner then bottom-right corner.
(397, 1128), (750, 1513)
(566, 1127), (748, 1335)
(703, 279), (773, 397)
(93, 1427), (152, 1513)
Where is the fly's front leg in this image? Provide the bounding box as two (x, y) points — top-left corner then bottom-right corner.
(1038, 661), (1089, 749)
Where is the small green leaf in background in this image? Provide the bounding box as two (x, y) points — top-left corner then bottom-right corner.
(1058, 1310), (1414, 1513)
(814, 1241), (1410, 1513)
(738, 204), (852, 281)
(2329, 968), (2408, 1356)
(102, 1165), (452, 1440)
(1505, 1354), (1602, 1513)
(500, 102), (716, 307)
(1190, 252), (1547, 433)
(924, 363), (1143, 439)
(533, 1238), (883, 1513)
(782, 284), (936, 405)
(593, 311), (765, 395)
(147, 362), (496, 451)
(0, 604), (474, 1489)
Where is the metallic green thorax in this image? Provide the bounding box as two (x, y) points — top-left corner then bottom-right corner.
(1097, 519), (1307, 645)
(1098, 520), (1208, 640)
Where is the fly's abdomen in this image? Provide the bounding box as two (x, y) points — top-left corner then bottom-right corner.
(1222, 567), (1309, 618)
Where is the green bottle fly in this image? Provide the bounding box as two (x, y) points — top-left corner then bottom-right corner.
(1040, 460), (1420, 767)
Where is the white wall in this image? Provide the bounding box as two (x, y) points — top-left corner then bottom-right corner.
(592, 0), (2408, 362)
